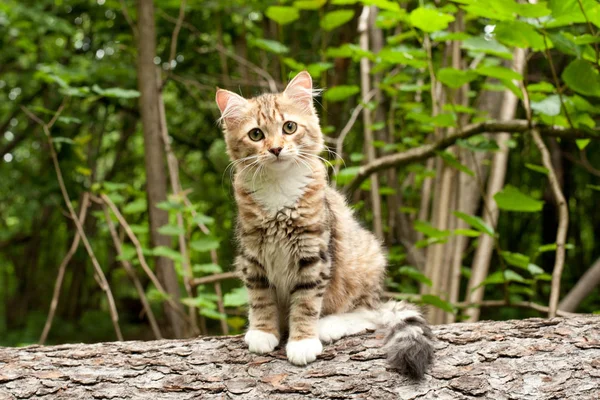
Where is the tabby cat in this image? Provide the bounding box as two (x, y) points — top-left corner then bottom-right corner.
(215, 71), (434, 379)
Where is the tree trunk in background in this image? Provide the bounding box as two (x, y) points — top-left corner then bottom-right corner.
(359, 6), (383, 240)
(465, 48), (527, 322)
(559, 257), (600, 312)
(137, 0), (184, 338)
(1, 317), (598, 399)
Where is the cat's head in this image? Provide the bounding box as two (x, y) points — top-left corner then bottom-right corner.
(215, 71), (323, 172)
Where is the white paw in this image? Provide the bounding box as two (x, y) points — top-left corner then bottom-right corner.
(318, 316), (347, 343)
(244, 330), (279, 354)
(286, 338), (323, 366)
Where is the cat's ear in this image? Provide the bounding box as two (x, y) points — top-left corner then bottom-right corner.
(215, 88), (248, 128)
(283, 71), (315, 113)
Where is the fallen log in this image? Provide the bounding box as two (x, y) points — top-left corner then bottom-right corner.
(0, 316), (599, 399)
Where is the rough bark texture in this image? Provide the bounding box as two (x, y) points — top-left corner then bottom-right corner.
(1, 317), (599, 399)
(136, 0), (184, 338)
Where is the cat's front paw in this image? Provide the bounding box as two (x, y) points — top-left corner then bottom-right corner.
(245, 330), (279, 354)
(286, 337), (323, 365)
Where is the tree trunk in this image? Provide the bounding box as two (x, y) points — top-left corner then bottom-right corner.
(465, 48), (527, 322)
(0, 316), (598, 399)
(137, 0), (184, 338)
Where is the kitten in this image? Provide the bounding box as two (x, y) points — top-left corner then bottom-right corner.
(215, 71), (434, 379)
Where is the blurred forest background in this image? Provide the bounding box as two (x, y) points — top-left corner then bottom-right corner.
(1, 0), (600, 347)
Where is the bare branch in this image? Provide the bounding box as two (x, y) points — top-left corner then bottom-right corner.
(23, 104), (123, 341)
(191, 272), (238, 287)
(119, 0), (138, 39)
(39, 193), (90, 344)
(101, 203), (163, 340)
(343, 120), (600, 194)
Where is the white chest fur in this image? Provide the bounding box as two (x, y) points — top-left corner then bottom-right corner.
(245, 163), (312, 215)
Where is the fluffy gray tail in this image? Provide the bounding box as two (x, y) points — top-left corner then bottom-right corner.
(379, 301), (434, 379)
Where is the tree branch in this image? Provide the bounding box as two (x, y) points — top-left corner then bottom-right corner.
(343, 120), (600, 194)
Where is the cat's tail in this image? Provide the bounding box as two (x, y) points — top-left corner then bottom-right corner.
(318, 300), (434, 379)
(379, 301), (434, 379)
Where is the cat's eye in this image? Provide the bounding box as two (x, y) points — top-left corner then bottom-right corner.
(282, 121), (297, 135)
(248, 128), (264, 141)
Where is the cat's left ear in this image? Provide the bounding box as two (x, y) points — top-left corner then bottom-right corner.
(283, 71), (315, 113)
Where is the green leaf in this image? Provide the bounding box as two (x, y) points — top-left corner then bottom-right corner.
(588, 184), (600, 192)
(525, 163), (549, 175)
(453, 229), (482, 237)
(475, 65), (523, 81)
(223, 287), (249, 307)
(398, 266), (432, 287)
(250, 38), (290, 55)
(122, 198), (147, 214)
(92, 85), (140, 99)
(413, 220), (451, 239)
(504, 269), (526, 283)
(265, 6), (300, 25)
(562, 59), (600, 97)
(437, 150), (475, 176)
(200, 308), (227, 320)
(495, 21), (545, 50)
(494, 185), (544, 212)
(453, 211), (495, 236)
(537, 242), (575, 252)
(363, 0), (401, 12)
(192, 214), (215, 226)
(527, 82), (555, 93)
(420, 294), (455, 313)
(116, 244), (136, 262)
(336, 166), (361, 185)
(527, 264), (545, 276)
(190, 237), (220, 253)
(462, 37), (513, 59)
(500, 251), (530, 269)
(530, 95), (561, 117)
(320, 10), (355, 31)
(409, 7), (455, 33)
(156, 200), (184, 211)
(152, 246), (184, 263)
(158, 224), (185, 236)
(192, 263), (223, 274)
(437, 68), (478, 89)
(323, 85), (360, 102)
(576, 139), (590, 150)
(293, 0), (326, 10)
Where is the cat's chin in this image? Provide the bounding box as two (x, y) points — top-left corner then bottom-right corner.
(264, 157), (295, 171)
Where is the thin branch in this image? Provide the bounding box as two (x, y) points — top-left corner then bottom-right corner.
(99, 193), (193, 325)
(211, 45), (279, 93)
(22, 104), (124, 341)
(102, 204), (163, 339)
(532, 128), (569, 318)
(331, 88), (377, 185)
(39, 193), (90, 345)
(191, 272), (238, 287)
(383, 292), (579, 317)
(119, 0), (138, 39)
(344, 120), (600, 194)
(168, 0), (186, 65)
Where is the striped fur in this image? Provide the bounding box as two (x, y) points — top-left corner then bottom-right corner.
(216, 71), (434, 378)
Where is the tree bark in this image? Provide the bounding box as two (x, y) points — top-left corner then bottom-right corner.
(137, 0), (184, 338)
(1, 316), (598, 399)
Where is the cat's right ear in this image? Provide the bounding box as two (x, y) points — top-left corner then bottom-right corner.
(215, 88), (248, 128)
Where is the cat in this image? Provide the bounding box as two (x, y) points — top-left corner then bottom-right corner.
(215, 71), (434, 379)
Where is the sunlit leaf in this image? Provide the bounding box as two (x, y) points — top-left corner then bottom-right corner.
(265, 6), (299, 25)
(409, 7), (455, 33)
(320, 10), (355, 31)
(494, 185), (544, 212)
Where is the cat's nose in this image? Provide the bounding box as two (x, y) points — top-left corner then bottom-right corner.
(269, 147), (283, 157)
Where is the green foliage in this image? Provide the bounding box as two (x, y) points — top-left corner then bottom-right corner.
(494, 185), (544, 212)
